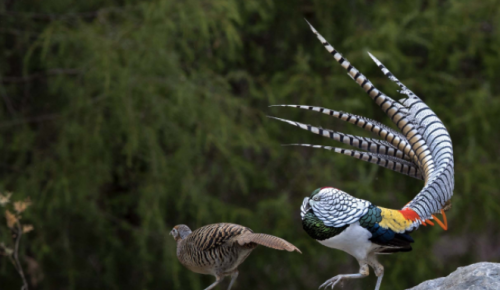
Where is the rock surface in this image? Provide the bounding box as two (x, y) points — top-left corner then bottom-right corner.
(407, 262), (500, 290)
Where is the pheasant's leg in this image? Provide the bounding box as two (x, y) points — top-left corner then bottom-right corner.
(319, 264), (369, 289)
(227, 271), (239, 290)
(204, 275), (224, 290)
(371, 260), (384, 290)
(374, 272), (384, 290)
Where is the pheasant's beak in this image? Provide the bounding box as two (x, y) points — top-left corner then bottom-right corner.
(304, 197), (312, 210)
(300, 197), (312, 219)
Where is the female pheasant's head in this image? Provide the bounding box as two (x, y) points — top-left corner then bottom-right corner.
(170, 224), (192, 242)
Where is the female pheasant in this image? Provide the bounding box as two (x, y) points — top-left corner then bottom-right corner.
(269, 21), (454, 290)
(171, 223), (301, 290)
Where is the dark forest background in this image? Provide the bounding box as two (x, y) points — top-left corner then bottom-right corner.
(1, 0), (500, 289)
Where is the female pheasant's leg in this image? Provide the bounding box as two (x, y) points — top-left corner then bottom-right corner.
(319, 264), (369, 289)
(227, 271), (239, 290)
(204, 276), (224, 290)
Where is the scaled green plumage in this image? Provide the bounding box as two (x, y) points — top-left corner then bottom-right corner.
(359, 205), (382, 229)
(302, 211), (348, 241)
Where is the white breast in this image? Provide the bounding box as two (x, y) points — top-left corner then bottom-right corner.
(317, 222), (376, 261)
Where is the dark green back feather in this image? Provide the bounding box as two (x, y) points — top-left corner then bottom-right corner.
(358, 205), (382, 228)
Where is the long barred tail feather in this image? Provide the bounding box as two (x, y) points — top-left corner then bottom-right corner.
(269, 104), (405, 140)
(304, 21), (431, 168)
(283, 144), (423, 180)
(304, 21), (408, 128)
(366, 52), (454, 222)
(270, 104), (414, 161)
(369, 53), (454, 169)
(268, 116), (410, 160)
(367, 52), (419, 103)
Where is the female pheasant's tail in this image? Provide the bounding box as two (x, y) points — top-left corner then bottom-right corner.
(235, 233), (301, 253)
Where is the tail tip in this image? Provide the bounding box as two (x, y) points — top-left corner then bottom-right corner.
(367, 51), (383, 66)
(304, 18), (317, 32)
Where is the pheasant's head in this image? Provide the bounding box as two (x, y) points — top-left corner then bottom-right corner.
(301, 187), (334, 219)
(302, 187), (354, 218)
(170, 224), (192, 242)
(309, 187), (336, 206)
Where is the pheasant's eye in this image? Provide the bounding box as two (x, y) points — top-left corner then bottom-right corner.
(313, 196), (320, 201)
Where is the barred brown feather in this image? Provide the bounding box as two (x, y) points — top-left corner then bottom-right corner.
(235, 233), (301, 253)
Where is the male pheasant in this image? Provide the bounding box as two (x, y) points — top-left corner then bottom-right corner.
(171, 223), (301, 290)
(269, 21), (454, 290)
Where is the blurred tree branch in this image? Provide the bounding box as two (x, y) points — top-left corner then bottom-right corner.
(13, 221), (29, 290)
(0, 69), (80, 84)
(0, 6), (127, 21)
(1, 193), (34, 290)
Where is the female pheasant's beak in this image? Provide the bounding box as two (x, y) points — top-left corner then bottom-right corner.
(169, 228), (178, 239)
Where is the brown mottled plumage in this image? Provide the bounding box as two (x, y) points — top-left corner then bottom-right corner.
(170, 223), (301, 290)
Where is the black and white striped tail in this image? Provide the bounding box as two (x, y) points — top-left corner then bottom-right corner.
(285, 144), (423, 180)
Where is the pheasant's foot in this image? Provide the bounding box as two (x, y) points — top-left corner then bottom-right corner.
(204, 275), (223, 290)
(319, 273), (367, 289)
(227, 271), (239, 290)
(319, 275), (342, 289)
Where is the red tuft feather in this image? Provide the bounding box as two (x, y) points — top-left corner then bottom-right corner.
(398, 208), (420, 221)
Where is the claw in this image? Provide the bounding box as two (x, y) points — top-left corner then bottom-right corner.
(319, 272), (368, 289)
(319, 276), (342, 289)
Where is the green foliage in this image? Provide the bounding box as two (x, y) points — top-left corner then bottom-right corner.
(1, 0), (499, 289)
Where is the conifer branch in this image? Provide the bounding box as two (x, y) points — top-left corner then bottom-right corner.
(1, 69), (80, 84)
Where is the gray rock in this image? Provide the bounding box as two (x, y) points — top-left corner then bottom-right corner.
(407, 262), (500, 290)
